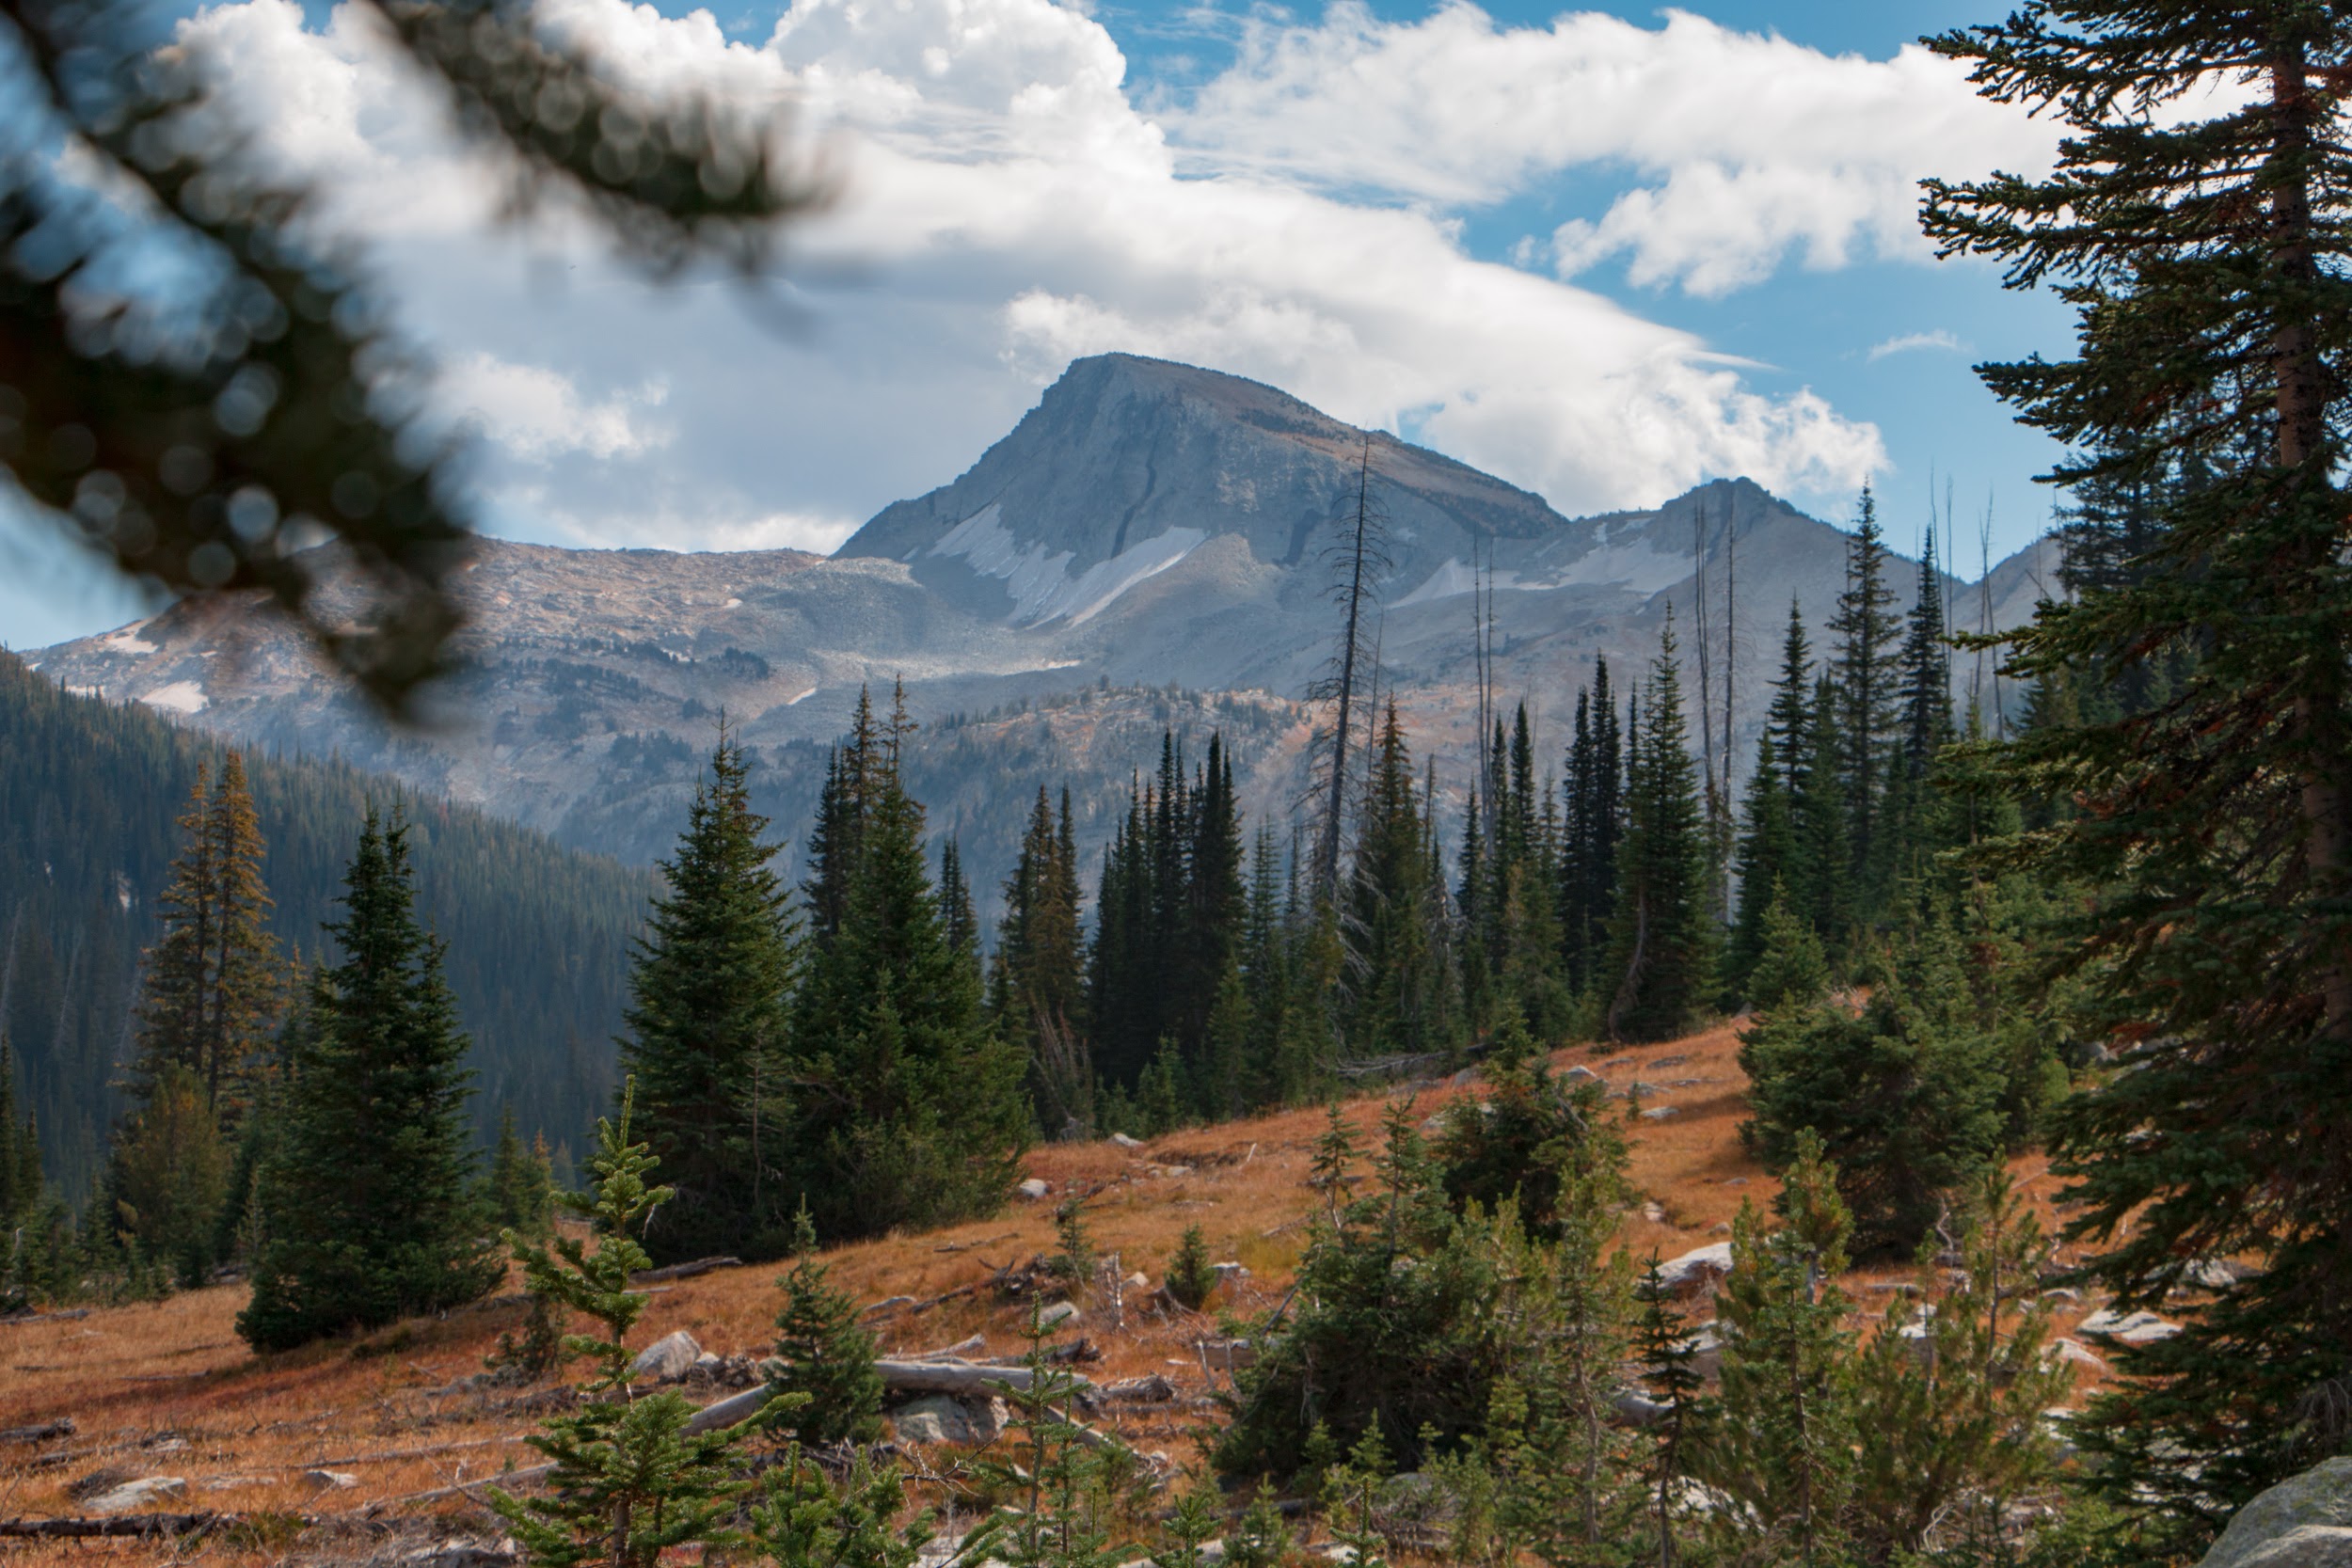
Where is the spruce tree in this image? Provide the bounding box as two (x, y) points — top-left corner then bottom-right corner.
(491, 1084), (753, 1567)
(619, 725), (798, 1264)
(1602, 622), (1716, 1042)
(1827, 488), (1900, 920)
(239, 810), (496, 1352)
(787, 686), (1027, 1241)
(1343, 702), (1447, 1058)
(1703, 1133), (1857, 1568)
(1738, 917), (2006, 1257)
(111, 1065), (230, 1287)
(128, 752), (284, 1117)
(486, 1105), (556, 1238)
(1922, 2), (2352, 1530)
(999, 788), (1091, 1134)
(768, 1200), (885, 1445)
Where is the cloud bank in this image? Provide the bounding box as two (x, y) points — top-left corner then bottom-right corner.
(167, 0), (2060, 553)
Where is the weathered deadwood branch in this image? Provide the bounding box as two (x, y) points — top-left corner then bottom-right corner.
(0, 1511), (299, 1539)
(0, 1418), (75, 1444)
(628, 1256), (743, 1285)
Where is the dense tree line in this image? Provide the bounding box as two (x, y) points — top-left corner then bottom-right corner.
(0, 651), (651, 1196)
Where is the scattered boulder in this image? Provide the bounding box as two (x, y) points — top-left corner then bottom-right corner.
(87, 1477), (188, 1514)
(1564, 1066), (1602, 1085)
(1039, 1301), (1082, 1332)
(1639, 1201), (1667, 1223)
(2198, 1456), (2352, 1568)
(2179, 1258), (2257, 1292)
(2039, 1287), (2080, 1307)
(1680, 1322), (1725, 1379)
(1016, 1178), (1053, 1201)
(2047, 1338), (2108, 1376)
(1640, 1106), (1681, 1122)
(630, 1329), (704, 1383)
(891, 1394), (1007, 1447)
(2079, 1307), (2183, 1346)
(1213, 1262), (1251, 1288)
(1656, 1242), (1736, 1296)
(304, 1468), (359, 1492)
(1109, 1133), (1145, 1150)
(401, 1537), (521, 1568)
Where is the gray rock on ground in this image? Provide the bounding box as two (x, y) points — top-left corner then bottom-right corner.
(87, 1477), (188, 1514)
(630, 1328), (704, 1383)
(892, 1394), (1009, 1446)
(2199, 1457), (2352, 1568)
(1656, 1242), (1735, 1295)
(2078, 1307), (2182, 1345)
(1016, 1178), (1052, 1200)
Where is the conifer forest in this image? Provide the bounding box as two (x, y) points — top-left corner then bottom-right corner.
(6, 2), (2352, 1567)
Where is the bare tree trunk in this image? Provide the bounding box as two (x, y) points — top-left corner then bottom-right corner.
(1315, 437), (1384, 899)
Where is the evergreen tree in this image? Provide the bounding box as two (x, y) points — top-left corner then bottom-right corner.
(768, 1200), (885, 1445)
(619, 726), (798, 1264)
(1727, 603), (1820, 992)
(999, 788), (1091, 1135)
(939, 837), (980, 985)
(1722, 735), (1795, 1001)
(1793, 674), (1852, 944)
(1602, 622), (1717, 1042)
(111, 1065), (230, 1287)
(1827, 487), (1901, 919)
(1738, 918), (2007, 1257)
(1343, 703), (1448, 1058)
(1558, 660), (1621, 995)
(1921, 3), (2352, 1531)
(1702, 1133), (1857, 1568)
(240, 810), (496, 1352)
(1845, 1166), (2069, 1564)
(787, 686), (1027, 1242)
(485, 1105), (556, 1238)
(1740, 881), (1831, 1017)
(1632, 1256), (1702, 1568)
(0, 1037), (40, 1233)
(491, 1084), (754, 1568)
(127, 752), (284, 1117)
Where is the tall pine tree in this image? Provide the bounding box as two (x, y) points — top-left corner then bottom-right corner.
(787, 686), (1027, 1241)
(1603, 620), (1717, 1042)
(240, 810), (496, 1351)
(1924, 2), (2352, 1537)
(619, 725), (798, 1264)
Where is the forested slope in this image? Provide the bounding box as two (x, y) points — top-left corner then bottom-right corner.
(0, 653), (654, 1193)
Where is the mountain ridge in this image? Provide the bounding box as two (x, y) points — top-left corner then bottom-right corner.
(28, 352), (2055, 911)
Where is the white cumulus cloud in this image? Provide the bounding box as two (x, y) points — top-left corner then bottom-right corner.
(165, 0), (1961, 549)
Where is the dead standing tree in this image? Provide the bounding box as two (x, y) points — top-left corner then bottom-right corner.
(1310, 436), (1392, 901)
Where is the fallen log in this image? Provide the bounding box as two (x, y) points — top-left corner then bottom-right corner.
(0, 1511), (297, 1540)
(898, 1334), (987, 1362)
(876, 1359), (1090, 1396)
(309, 1434), (523, 1467)
(628, 1256), (742, 1285)
(0, 1308), (90, 1326)
(0, 1418), (75, 1444)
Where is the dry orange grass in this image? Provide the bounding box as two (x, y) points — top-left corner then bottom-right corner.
(0, 1018), (2120, 1563)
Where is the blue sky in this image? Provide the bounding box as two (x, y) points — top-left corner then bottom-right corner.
(2, 0), (2076, 649)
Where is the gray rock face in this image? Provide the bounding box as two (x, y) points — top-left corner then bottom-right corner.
(2200, 1459), (2352, 1568)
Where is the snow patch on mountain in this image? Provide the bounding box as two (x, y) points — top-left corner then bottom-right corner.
(142, 681), (210, 715)
(931, 502), (1206, 626)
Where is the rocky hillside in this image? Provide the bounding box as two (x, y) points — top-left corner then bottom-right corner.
(28, 354), (2054, 907)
